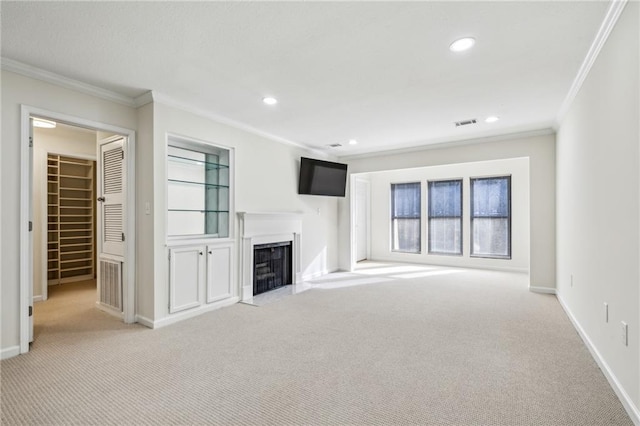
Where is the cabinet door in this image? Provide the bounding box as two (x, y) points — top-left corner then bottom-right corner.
(169, 246), (205, 313)
(206, 244), (232, 303)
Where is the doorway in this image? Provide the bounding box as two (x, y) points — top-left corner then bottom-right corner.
(34, 122), (97, 302)
(19, 106), (136, 355)
(354, 178), (370, 262)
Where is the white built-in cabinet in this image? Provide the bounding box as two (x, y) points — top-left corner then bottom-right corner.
(166, 135), (235, 315)
(168, 242), (234, 313)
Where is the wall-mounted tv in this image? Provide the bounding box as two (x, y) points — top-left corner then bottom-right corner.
(298, 157), (348, 197)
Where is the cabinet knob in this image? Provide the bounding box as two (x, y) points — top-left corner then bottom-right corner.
(199, 251), (203, 255)
(97, 196), (105, 202)
(208, 250), (212, 254)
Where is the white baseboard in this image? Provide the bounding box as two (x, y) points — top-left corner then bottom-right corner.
(135, 314), (154, 329)
(1, 345), (21, 360)
(367, 256), (529, 274)
(557, 294), (640, 425)
(301, 269), (335, 282)
(529, 286), (556, 295)
(32, 295), (44, 303)
(144, 297), (240, 329)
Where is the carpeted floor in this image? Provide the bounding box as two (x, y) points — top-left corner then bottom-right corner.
(0, 264), (633, 425)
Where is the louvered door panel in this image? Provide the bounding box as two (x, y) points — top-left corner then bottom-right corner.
(98, 138), (125, 257)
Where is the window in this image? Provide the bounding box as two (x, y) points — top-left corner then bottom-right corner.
(428, 180), (462, 255)
(471, 176), (511, 258)
(391, 182), (421, 253)
(167, 138), (230, 238)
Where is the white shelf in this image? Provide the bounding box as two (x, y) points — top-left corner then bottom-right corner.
(47, 154), (96, 284)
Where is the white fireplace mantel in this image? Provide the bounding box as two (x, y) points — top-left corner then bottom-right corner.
(238, 212), (303, 302)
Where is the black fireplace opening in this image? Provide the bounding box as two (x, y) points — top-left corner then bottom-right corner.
(253, 241), (292, 296)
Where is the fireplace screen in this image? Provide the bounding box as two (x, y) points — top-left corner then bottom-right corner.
(253, 242), (292, 295)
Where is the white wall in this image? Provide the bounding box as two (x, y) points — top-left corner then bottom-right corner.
(364, 157), (530, 273)
(151, 102), (340, 321)
(32, 125), (97, 300)
(135, 102), (155, 321)
(556, 1), (639, 418)
(1, 70), (137, 356)
(339, 132), (555, 289)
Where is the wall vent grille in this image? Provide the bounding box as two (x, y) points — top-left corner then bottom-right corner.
(455, 119), (477, 127)
(100, 259), (122, 312)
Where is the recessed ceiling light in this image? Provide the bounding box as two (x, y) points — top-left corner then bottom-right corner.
(348, 139), (358, 145)
(485, 116), (500, 123)
(449, 37), (476, 52)
(262, 97), (278, 105)
(33, 118), (57, 128)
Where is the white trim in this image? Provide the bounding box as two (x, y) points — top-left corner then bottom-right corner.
(0, 59), (330, 157)
(353, 177), (371, 265)
(557, 294), (640, 425)
(301, 269), (335, 282)
(151, 92), (330, 158)
(20, 105), (137, 356)
(20, 106), (31, 354)
(366, 256), (529, 275)
(237, 212), (303, 302)
(135, 315), (155, 329)
(32, 295), (43, 303)
(146, 297), (240, 329)
(338, 128), (555, 161)
(1, 346), (21, 360)
(555, 0), (629, 126)
(348, 177), (357, 271)
(2, 58), (137, 107)
(528, 286), (556, 295)
(134, 91), (154, 107)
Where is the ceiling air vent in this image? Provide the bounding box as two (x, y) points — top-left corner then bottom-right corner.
(327, 143), (342, 148)
(455, 118), (477, 127)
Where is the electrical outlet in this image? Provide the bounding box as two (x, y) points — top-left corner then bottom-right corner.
(621, 322), (628, 346)
(604, 302), (608, 323)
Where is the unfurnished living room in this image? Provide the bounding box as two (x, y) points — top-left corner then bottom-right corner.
(0, 1), (638, 425)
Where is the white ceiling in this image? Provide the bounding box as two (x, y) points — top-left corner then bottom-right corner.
(1, 1), (610, 156)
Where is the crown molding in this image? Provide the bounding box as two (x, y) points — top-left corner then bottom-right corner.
(555, 0), (629, 127)
(134, 91), (154, 107)
(1, 57), (138, 107)
(0, 57), (329, 156)
(338, 127), (555, 161)
(149, 91), (331, 158)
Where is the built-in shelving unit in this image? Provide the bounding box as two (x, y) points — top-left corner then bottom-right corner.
(47, 154), (96, 284)
(167, 141), (230, 238)
(166, 136), (235, 316)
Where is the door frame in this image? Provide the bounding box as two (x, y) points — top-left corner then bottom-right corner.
(349, 174), (371, 270)
(354, 178), (371, 262)
(20, 105), (137, 354)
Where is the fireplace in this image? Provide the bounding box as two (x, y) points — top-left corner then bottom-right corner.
(238, 212), (303, 302)
(253, 242), (292, 295)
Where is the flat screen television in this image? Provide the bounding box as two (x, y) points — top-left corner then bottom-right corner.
(298, 157), (348, 197)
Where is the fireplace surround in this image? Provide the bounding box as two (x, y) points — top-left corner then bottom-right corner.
(238, 212), (302, 302)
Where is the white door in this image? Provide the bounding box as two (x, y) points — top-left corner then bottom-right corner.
(170, 246), (205, 313)
(355, 179), (369, 262)
(206, 244), (232, 303)
(97, 136), (126, 312)
(98, 137), (126, 257)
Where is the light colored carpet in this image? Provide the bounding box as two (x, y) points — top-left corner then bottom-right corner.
(0, 264), (632, 425)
